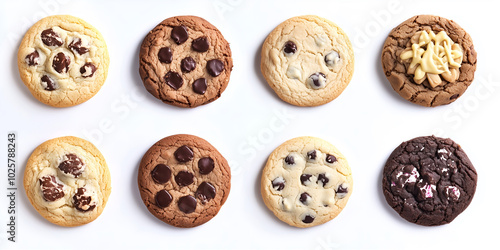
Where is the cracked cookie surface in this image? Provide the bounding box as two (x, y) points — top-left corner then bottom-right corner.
(260, 15), (354, 107)
(261, 136), (353, 228)
(382, 136), (477, 226)
(139, 16), (233, 108)
(23, 136), (111, 227)
(381, 15), (477, 107)
(138, 134), (231, 228)
(17, 15), (109, 107)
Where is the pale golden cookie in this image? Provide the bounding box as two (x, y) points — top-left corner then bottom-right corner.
(23, 136), (111, 227)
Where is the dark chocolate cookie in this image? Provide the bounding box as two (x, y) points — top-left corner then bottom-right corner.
(138, 134), (231, 228)
(382, 136), (477, 226)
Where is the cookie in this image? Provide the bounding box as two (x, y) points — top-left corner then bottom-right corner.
(382, 136), (477, 226)
(23, 136), (111, 227)
(138, 134), (231, 227)
(381, 15), (477, 107)
(261, 136), (353, 228)
(139, 16), (233, 108)
(17, 15), (109, 107)
(260, 15), (354, 107)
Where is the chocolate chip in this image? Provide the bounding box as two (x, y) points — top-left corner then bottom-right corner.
(336, 183), (349, 199)
(25, 50), (40, 66)
(272, 177), (285, 191)
(196, 182), (216, 204)
(155, 190), (173, 208)
(302, 215), (315, 224)
(39, 175), (64, 202)
(450, 94), (459, 100)
(307, 72), (327, 89)
(192, 78), (207, 95)
(52, 52), (70, 74)
(299, 192), (311, 205)
(158, 47), (173, 64)
(307, 150), (317, 160)
(326, 154), (337, 164)
(175, 171), (194, 187)
(151, 164), (172, 184)
(300, 174), (312, 185)
(324, 51), (340, 68)
(80, 62), (97, 78)
(283, 41), (297, 56)
(41, 29), (63, 47)
(181, 57), (196, 73)
(171, 25), (188, 45)
(192, 37), (210, 52)
(284, 155), (295, 165)
(174, 145), (194, 162)
(178, 195), (197, 214)
(58, 154), (85, 177)
(41, 75), (57, 91)
(68, 38), (89, 55)
(73, 187), (96, 212)
(164, 71), (183, 90)
(206, 59), (224, 77)
(198, 157), (214, 175)
(317, 173), (329, 187)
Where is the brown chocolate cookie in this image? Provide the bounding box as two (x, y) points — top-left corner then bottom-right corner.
(382, 136), (477, 226)
(138, 134), (231, 228)
(381, 15), (477, 107)
(139, 16), (233, 108)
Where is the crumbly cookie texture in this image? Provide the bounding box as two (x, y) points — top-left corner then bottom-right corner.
(139, 16), (233, 108)
(261, 136), (353, 228)
(261, 15), (354, 107)
(23, 136), (111, 227)
(382, 136), (477, 226)
(381, 15), (477, 107)
(17, 15), (109, 108)
(138, 134), (231, 228)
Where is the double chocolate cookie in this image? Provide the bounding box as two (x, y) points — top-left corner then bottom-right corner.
(382, 15), (477, 107)
(382, 136), (477, 226)
(261, 136), (353, 228)
(139, 16), (233, 108)
(138, 134), (231, 228)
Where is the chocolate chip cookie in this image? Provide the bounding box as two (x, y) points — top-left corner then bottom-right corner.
(381, 15), (477, 107)
(139, 16), (233, 108)
(261, 136), (353, 228)
(23, 136), (111, 227)
(382, 136), (477, 226)
(261, 15), (354, 107)
(17, 15), (109, 107)
(138, 134), (231, 227)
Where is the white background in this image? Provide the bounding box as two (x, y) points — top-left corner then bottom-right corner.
(1, 0), (499, 249)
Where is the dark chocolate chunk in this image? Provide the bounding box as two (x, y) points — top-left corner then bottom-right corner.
(326, 154), (337, 164)
(336, 184), (348, 198)
(52, 52), (70, 74)
(151, 164), (171, 184)
(41, 29), (63, 47)
(198, 157), (214, 175)
(272, 177), (285, 191)
(68, 38), (89, 55)
(25, 50), (40, 66)
(450, 94), (459, 100)
(41, 75), (57, 91)
(283, 41), (297, 55)
(284, 155), (295, 165)
(174, 145), (194, 162)
(196, 182), (216, 204)
(206, 59), (224, 77)
(158, 47), (173, 64)
(192, 37), (209, 52)
(80, 62), (97, 78)
(165, 71), (183, 90)
(39, 175), (64, 202)
(300, 174), (312, 185)
(175, 171), (194, 187)
(58, 153), (85, 177)
(178, 195), (197, 214)
(299, 192), (311, 205)
(181, 57), (196, 73)
(192, 78), (207, 95)
(171, 25), (188, 45)
(155, 190), (173, 208)
(317, 173), (329, 187)
(307, 150), (317, 160)
(73, 187), (96, 212)
(308, 72), (326, 88)
(302, 215), (315, 224)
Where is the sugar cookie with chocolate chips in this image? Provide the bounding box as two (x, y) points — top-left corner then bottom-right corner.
(139, 16), (233, 108)
(23, 136), (111, 227)
(138, 134), (231, 227)
(381, 15), (477, 107)
(260, 15), (354, 107)
(382, 136), (477, 226)
(17, 15), (109, 107)
(261, 136), (353, 228)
